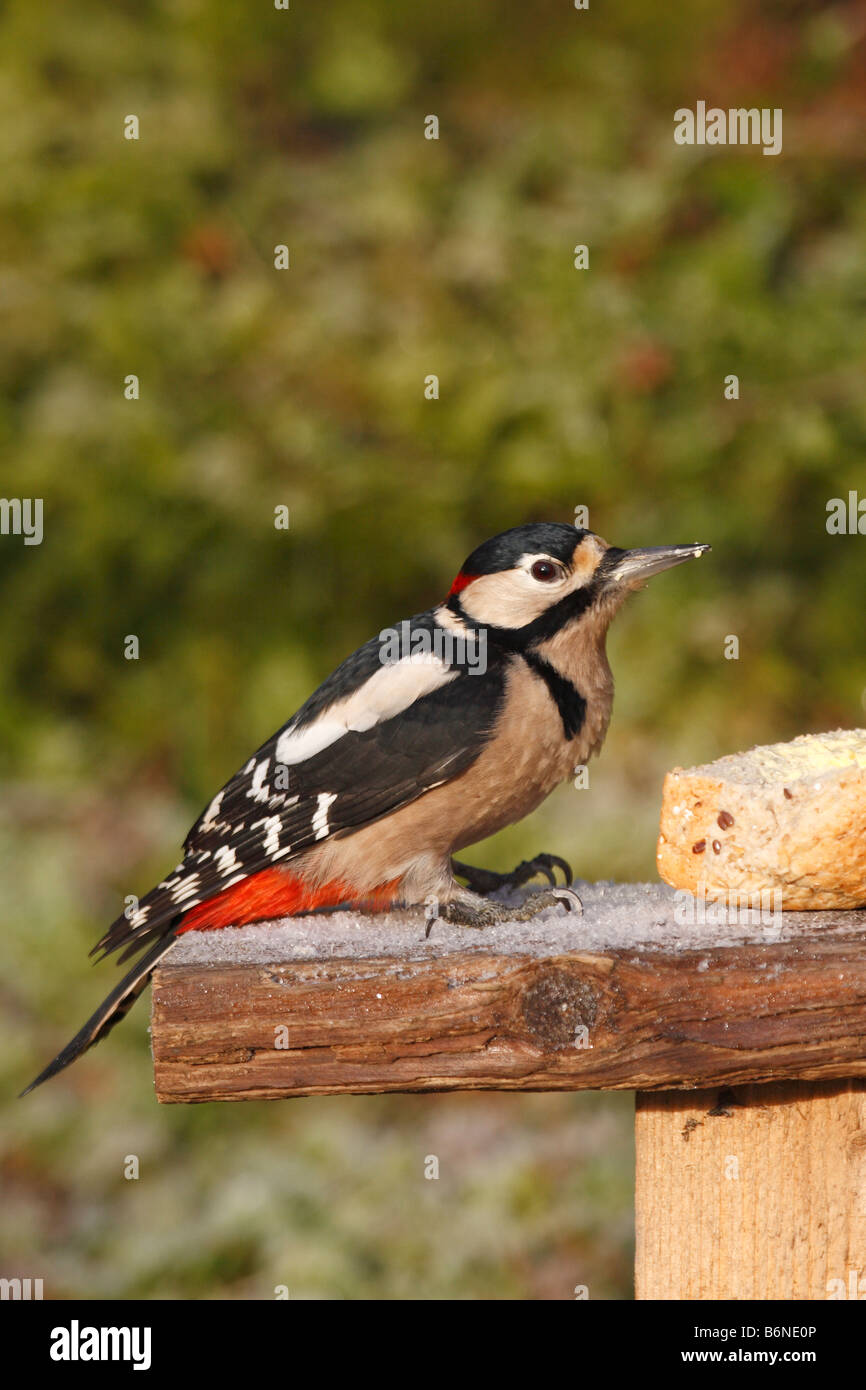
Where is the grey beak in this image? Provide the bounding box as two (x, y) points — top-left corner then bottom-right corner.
(604, 543), (711, 586)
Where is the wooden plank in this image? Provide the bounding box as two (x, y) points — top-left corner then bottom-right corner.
(635, 1080), (866, 1300)
(150, 883), (866, 1103)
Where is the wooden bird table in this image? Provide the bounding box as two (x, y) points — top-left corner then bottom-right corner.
(151, 881), (866, 1300)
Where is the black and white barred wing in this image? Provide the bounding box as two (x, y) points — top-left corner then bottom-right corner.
(94, 640), (505, 962)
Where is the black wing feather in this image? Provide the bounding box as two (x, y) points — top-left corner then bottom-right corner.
(94, 622), (508, 963)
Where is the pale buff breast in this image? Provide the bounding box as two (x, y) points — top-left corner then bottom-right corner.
(300, 627), (614, 894)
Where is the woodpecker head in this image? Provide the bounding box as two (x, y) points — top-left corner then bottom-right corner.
(443, 522), (709, 645)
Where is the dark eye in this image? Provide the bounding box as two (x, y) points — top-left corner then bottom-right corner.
(530, 559), (560, 582)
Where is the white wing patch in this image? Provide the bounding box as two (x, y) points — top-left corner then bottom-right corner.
(171, 873), (201, 904)
(275, 653), (457, 766)
(200, 790), (223, 831)
(274, 717), (349, 766)
(252, 815), (282, 857)
(312, 792), (338, 840)
(248, 758), (270, 802)
(214, 845), (238, 875)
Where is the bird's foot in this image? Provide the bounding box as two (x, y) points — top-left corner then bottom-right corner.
(426, 885), (582, 937)
(509, 888), (583, 921)
(452, 852), (573, 897)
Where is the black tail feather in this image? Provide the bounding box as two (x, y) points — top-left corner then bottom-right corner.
(19, 932), (179, 1096)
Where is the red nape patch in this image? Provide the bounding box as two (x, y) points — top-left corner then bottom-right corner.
(176, 867), (402, 933)
(447, 571), (478, 598)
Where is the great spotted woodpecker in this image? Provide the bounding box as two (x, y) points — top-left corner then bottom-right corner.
(22, 522), (709, 1092)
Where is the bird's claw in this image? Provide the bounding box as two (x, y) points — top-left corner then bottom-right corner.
(452, 851), (574, 897)
(509, 853), (574, 890)
(510, 887), (583, 921)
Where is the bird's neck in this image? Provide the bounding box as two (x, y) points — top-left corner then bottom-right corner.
(529, 607), (616, 759)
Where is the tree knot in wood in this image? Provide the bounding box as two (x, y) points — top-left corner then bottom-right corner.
(707, 1087), (738, 1117)
(519, 964), (599, 1051)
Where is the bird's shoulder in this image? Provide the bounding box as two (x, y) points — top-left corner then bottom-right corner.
(182, 608), (509, 860)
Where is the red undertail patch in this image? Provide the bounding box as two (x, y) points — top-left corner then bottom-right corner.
(176, 867), (402, 933)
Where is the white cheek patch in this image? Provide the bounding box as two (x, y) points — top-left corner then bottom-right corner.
(460, 570), (559, 627)
(275, 654), (457, 765)
(460, 543), (605, 627)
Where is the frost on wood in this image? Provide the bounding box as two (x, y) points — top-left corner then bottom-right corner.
(152, 881), (866, 1104)
(166, 879), (855, 967)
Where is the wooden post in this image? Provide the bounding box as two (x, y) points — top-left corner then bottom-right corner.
(150, 882), (866, 1299)
(635, 1081), (866, 1300)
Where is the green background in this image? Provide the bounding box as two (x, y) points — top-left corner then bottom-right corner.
(1, 0), (864, 1299)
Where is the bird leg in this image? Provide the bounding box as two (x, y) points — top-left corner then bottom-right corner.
(451, 852), (574, 897)
(426, 883), (582, 937)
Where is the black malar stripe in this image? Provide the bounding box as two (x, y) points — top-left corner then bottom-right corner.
(521, 651), (587, 740)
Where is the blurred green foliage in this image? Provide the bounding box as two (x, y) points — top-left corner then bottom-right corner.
(1, 0), (864, 1300)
